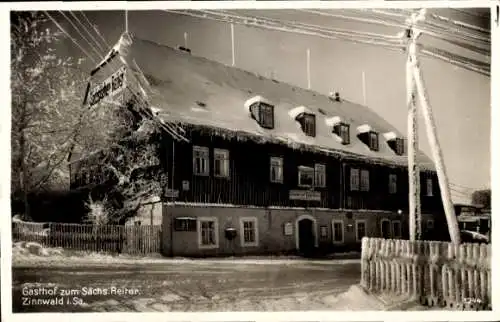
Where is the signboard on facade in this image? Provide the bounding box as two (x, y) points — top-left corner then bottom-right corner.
(320, 225), (328, 238)
(88, 66), (126, 107)
(284, 223), (293, 236)
(165, 189), (179, 198)
(289, 190), (321, 201)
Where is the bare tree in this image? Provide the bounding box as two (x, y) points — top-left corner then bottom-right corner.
(11, 12), (88, 219)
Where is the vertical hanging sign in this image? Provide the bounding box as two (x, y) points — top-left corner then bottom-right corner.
(88, 66), (127, 107)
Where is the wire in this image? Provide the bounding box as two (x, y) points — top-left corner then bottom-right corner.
(44, 11), (97, 65)
(297, 9), (406, 29)
(69, 11), (107, 55)
(167, 9), (488, 76)
(221, 9), (402, 42)
(58, 11), (104, 62)
(166, 10), (405, 52)
(80, 11), (112, 49)
(302, 8), (490, 53)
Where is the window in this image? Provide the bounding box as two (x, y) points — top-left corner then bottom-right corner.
(302, 113), (316, 137)
(427, 219), (434, 230)
(369, 132), (379, 151)
(426, 178), (434, 196)
(332, 220), (344, 243)
(381, 219), (391, 238)
(360, 169), (370, 192)
(392, 220), (402, 238)
(355, 220), (367, 242)
(240, 217), (259, 247)
(350, 168), (360, 191)
(389, 174), (398, 194)
(174, 217), (197, 232)
(270, 157), (283, 183)
(259, 102), (274, 129)
(333, 123), (350, 145)
(214, 148), (230, 178)
(198, 217), (219, 249)
(340, 123), (350, 144)
(193, 146), (209, 176)
(298, 166), (314, 187)
(395, 138), (405, 155)
(314, 164), (326, 188)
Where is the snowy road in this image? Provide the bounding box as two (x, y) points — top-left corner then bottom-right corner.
(12, 260), (361, 312)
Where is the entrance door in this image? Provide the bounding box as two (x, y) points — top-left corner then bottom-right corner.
(381, 220), (391, 239)
(298, 219), (315, 256)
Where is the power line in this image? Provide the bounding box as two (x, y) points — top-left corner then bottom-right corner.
(167, 9), (489, 76)
(69, 11), (107, 55)
(222, 9), (402, 42)
(165, 10), (405, 52)
(80, 11), (111, 49)
(58, 11), (104, 62)
(297, 9), (406, 29)
(44, 11), (97, 65)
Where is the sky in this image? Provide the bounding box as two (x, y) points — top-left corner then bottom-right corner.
(50, 8), (491, 204)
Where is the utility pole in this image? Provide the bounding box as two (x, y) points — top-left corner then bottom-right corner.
(306, 48), (311, 89)
(125, 10), (128, 33)
(362, 71), (367, 106)
(231, 23), (235, 66)
(405, 9), (461, 244)
(405, 20), (421, 241)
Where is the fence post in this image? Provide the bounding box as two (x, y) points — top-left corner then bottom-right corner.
(361, 237), (368, 289)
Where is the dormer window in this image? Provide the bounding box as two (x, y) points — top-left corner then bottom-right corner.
(395, 138), (404, 155)
(259, 102), (274, 129)
(244, 96), (275, 129)
(333, 123), (350, 145)
(357, 124), (379, 151)
(384, 132), (405, 155)
(301, 113), (316, 137)
(289, 106), (316, 137)
(369, 132), (379, 151)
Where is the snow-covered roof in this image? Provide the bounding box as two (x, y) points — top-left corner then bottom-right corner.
(288, 105), (315, 119)
(325, 116), (343, 127)
(357, 124), (373, 134)
(383, 131), (398, 141)
(88, 34), (435, 170)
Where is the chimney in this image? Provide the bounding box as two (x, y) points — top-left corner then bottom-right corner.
(176, 45), (191, 54)
(329, 91), (341, 102)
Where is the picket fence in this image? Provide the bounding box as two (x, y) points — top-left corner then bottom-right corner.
(12, 221), (162, 255)
(360, 237), (491, 310)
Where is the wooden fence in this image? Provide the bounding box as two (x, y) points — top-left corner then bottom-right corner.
(360, 237), (491, 310)
(12, 221), (162, 255)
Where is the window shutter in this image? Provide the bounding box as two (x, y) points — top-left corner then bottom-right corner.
(361, 170), (370, 191)
(350, 168), (360, 191)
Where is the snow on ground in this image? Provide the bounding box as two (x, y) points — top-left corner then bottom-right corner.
(12, 243), (438, 312)
(12, 242), (360, 268)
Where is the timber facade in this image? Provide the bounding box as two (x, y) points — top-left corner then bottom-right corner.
(69, 33), (447, 257)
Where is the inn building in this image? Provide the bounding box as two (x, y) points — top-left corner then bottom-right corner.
(69, 33), (446, 257)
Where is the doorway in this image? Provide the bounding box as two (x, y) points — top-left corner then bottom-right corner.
(296, 216), (317, 256)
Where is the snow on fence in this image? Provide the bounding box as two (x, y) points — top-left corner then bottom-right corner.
(12, 222), (162, 255)
(360, 237), (491, 310)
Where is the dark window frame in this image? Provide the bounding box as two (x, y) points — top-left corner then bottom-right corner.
(259, 102), (275, 129)
(369, 131), (379, 151)
(297, 113), (316, 137)
(333, 122), (350, 145)
(174, 217), (197, 232)
(395, 138), (405, 155)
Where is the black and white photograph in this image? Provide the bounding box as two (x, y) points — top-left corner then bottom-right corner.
(6, 1), (494, 317)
